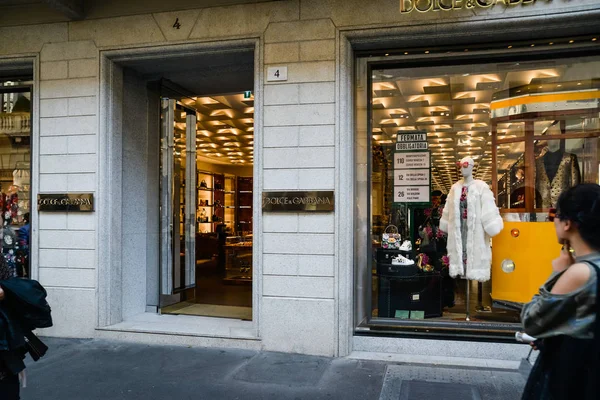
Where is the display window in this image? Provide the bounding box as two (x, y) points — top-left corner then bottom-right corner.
(0, 79), (31, 278)
(355, 40), (600, 335)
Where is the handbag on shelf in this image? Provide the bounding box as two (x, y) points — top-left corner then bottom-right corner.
(382, 225), (401, 249)
(200, 180), (208, 189)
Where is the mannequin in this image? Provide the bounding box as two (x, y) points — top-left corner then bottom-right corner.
(535, 140), (580, 209)
(440, 157), (504, 318)
(440, 157), (503, 281)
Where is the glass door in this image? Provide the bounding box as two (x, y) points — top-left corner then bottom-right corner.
(160, 99), (197, 304)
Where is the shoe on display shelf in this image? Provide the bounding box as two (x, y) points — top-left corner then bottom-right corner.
(399, 240), (412, 252)
(391, 254), (415, 266)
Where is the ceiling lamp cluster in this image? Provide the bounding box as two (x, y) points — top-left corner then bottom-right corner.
(371, 62), (580, 192)
(177, 93), (254, 165)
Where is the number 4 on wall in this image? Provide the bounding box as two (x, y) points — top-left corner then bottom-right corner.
(267, 66), (288, 82)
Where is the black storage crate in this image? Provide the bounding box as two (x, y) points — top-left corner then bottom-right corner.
(378, 274), (443, 319)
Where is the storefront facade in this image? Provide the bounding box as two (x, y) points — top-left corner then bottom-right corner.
(0, 0), (598, 360)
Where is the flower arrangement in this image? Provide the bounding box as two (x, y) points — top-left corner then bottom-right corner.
(441, 255), (450, 267)
(424, 225), (433, 239)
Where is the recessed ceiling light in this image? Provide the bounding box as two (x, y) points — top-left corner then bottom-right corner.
(530, 44), (535, 47)
(425, 51), (430, 54)
(593, 38), (598, 42)
(549, 42), (554, 45)
(404, 52), (409, 55)
(507, 45), (513, 49)
(385, 53), (390, 56)
(569, 40), (575, 44)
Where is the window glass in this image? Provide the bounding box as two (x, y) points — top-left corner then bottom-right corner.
(0, 79), (31, 278)
(363, 55), (600, 326)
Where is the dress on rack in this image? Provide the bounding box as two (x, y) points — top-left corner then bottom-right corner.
(535, 150), (581, 209)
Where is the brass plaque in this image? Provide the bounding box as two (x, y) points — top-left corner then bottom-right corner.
(38, 193), (94, 212)
(262, 191), (334, 212)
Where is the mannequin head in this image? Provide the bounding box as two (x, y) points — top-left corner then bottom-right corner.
(457, 157), (475, 178)
(547, 140), (561, 153)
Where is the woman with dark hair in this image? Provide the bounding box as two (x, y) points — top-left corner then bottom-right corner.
(521, 183), (600, 400)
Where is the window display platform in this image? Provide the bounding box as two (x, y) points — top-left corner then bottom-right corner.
(372, 276), (521, 324)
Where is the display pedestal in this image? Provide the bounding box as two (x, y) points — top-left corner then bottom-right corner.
(377, 272), (443, 319)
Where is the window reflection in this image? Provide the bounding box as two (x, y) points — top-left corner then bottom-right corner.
(0, 80), (31, 278)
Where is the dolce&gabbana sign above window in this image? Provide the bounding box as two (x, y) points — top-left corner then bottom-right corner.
(262, 191), (334, 212)
(400, 0), (550, 13)
(38, 193), (94, 212)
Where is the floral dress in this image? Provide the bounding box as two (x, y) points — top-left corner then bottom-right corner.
(459, 186), (468, 268)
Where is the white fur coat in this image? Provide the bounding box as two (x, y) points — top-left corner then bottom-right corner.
(439, 179), (504, 282)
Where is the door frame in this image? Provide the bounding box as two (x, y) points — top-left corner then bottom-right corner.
(98, 39), (263, 337)
(159, 99), (198, 306)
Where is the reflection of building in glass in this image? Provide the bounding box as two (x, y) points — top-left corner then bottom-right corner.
(0, 81), (31, 278)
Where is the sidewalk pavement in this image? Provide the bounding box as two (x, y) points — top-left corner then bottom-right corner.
(20, 338), (528, 400)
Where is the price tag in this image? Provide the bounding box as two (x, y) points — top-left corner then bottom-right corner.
(267, 66), (288, 82)
(395, 169), (430, 186)
(394, 186), (430, 203)
(394, 152), (430, 169)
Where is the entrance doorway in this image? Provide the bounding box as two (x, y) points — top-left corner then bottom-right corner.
(159, 88), (254, 320)
(99, 43), (258, 330)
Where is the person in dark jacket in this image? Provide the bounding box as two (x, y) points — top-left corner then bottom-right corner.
(0, 256), (52, 400)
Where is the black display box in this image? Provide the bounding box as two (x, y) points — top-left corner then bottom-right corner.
(377, 274), (443, 319)
(376, 248), (412, 263)
(377, 262), (420, 277)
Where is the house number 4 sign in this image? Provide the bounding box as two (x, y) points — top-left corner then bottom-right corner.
(267, 66), (288, 82)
